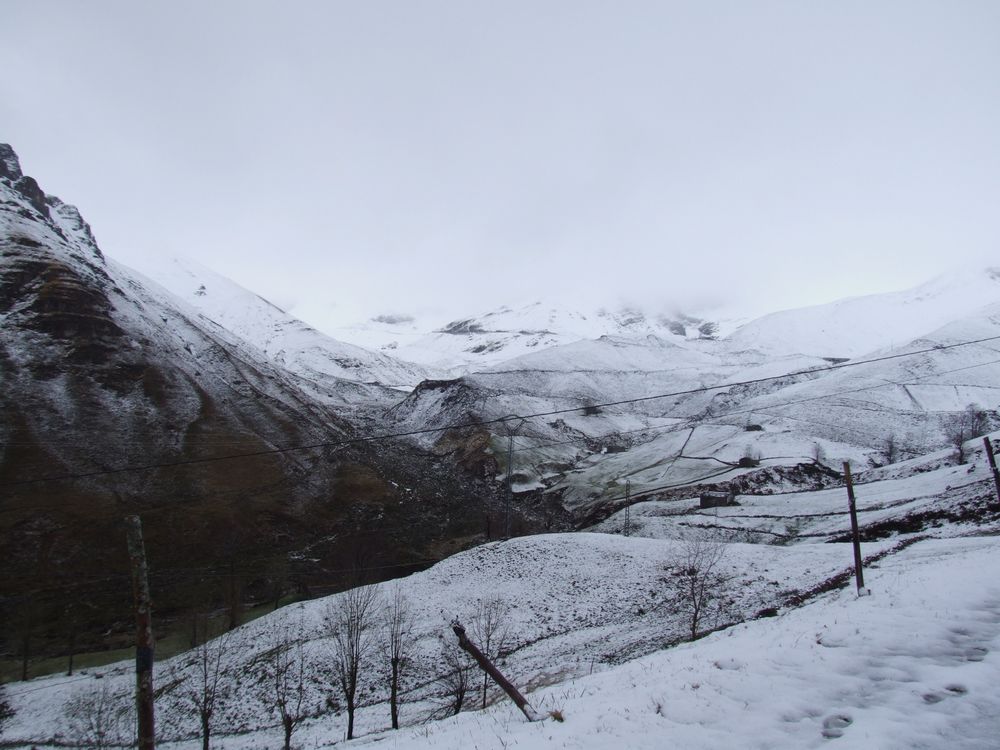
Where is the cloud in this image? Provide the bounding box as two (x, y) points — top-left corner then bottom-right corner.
(3, 1), (998, 331)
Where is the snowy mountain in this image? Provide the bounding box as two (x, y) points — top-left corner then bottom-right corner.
(5, 138), (1000, 742)
(0, 144), (521, 658)
(382, 291), (1000, 515)
(326, 301), (723, 374)
(725, 267), (1000, 358)
(325, 268), (1000, 374)
(133, 256), (438, 393)
(116, 228), (1000, 524)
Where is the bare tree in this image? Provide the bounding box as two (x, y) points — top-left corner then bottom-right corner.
(945, 404), (992, 464)
(662, 535), (734, 641)
(880, 433), (899, 465)
(469, 597), (512, 709)
(0, 686), (13, 733)
(10, 602), (34, 681)
(224, 561), (245, 631)
(174, 619), (233, 750)
(381, 584), (414, 730)
(264, 557), (291, 611)
(64, 603), (80, 677)
(267, 627), (308, 750)
(328, 584), (378, 740)
(63, 681), (135, 750)
(811, 442), (826, 467)
(433, 641), (474, 718)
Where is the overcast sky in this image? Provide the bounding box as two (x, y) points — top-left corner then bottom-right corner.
(3, 1), (998, 330)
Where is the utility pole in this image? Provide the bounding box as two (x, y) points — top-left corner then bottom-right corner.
(842, 463), (867, 597)
(983, 437), (1000, 507)
(125, 515), (155, 750)
(506, 432), (514, 538)
(451, 620), (539, 722)
(623, 479), (631, 537)
(500, 417), (526, 539)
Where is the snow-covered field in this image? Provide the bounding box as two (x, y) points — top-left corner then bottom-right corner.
(361, 536), (1000, 750)
(4, 449), (999, 749)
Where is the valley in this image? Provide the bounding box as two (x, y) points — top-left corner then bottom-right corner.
(2, 143), (999, 747)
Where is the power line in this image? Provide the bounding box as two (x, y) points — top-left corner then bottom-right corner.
(510, 355), (1000, 455)
(2, 333), (998, 489)
(3, 350), (998, 528)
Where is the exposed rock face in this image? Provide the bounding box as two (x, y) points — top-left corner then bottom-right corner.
(0, 145), (515, 657)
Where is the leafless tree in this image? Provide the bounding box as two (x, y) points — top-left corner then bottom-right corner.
(0, 686), (13, 733)
(173, 619), (233, 750)
(267, 627), (308, 750)
(328, 583), (378, 740)
(880, 433), (899, 465)
(224, 561), (245, 631)
(433, 641), (474, 718)
(469, 597), (512, 709)
(63, 681), (134, 750)
(662, 535), (734, 641)
(945, 404), (992, 464)
(811, 442), (826, 467)
(381, 584), (414, 730)
(10, 602), (34, 681)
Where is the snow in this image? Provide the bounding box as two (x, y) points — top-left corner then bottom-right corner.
(7, 145), (1000, 749)
(128, 255), (439, 390)
(322, 302), (714, 375)
(4, 451), (1000, 749)
(312, 269), (1000, 375)
(360, 536), (1000, 750)
(726, 267), (1000, 359)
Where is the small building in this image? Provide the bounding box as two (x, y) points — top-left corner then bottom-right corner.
(700, 488), (737, 509)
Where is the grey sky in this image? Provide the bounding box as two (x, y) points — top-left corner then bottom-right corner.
(3, 1), (998, 330)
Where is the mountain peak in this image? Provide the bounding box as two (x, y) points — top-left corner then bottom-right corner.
(0, 143), (23, 181)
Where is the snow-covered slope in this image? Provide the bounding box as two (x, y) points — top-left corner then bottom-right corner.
(0, 144), (513, 659)
(385, 297), (1000, 515)
(363, 535), (1000, 750)
(726, 267), (1000, 358)
(326, 302), (722, 374)
(4, 443), (999, 748)
(322, 268), (1000, 375)
(133, 256), (439, 390)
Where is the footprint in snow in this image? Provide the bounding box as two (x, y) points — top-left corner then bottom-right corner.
(712, 657), (743, 671)
(821, 714), (853, 739)
(922, 692), (945, 704)
(945, 684), (969, 696)
(965, 646), (988, 662)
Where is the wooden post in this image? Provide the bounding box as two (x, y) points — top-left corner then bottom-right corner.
(451, 620), (540, 722)
(623, 479), (631, 537)
(125, 515), (155, 750)
(842, 463), (867, 596)
(983, 437), (1000, 506)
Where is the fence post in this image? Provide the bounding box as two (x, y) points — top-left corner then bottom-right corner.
(125, 515), (155, 749)
(842, 462), (868, 597)
(983, 437), (1000, 507)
